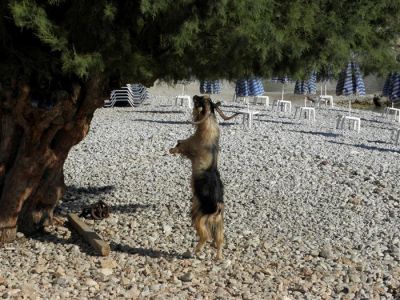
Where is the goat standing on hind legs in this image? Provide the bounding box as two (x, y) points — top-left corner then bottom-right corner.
(169, 95), (238, 260)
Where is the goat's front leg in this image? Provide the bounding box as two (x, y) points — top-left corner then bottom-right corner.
(169, 138), (192, 156)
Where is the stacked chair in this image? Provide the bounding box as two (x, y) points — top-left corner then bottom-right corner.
(104, 84), (148, 107)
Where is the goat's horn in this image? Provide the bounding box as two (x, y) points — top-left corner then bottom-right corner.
(215, 106), (239, 121)
(190, 111), (211, 125)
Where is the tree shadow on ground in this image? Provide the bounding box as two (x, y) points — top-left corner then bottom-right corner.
(29, 229), (186, 259)
(222, 104), (249, 109)
(327, 140), (400, 154)
(121, 110), (185, 114)
(109, 203), (155, 214)
(29, 228), (99, 256)
(329, 107), (361, 114)
(358, 117), (395, 130)
(64, 185), (115, 199)
(59, 185), (116, 215)
(362, 124), (394, 131)
(110, 241), (185, 259)
(367, 140), (391, 145)
(360, 117), (385, 124)
(258, 118), (295, 125)
(132, 119), (190, 125)
(289, 129), (340, 138)
(29, 203), (157, 256)
(219, 122), (239, 126)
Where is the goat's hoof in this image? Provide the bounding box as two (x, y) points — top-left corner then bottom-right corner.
(215, 253), (223, 261)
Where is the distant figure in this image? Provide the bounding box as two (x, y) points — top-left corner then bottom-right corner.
(373, 94), (382, 107)
(306, 95), (317, 104)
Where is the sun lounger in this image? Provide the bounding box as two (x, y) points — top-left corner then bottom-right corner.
(104, 84), (149, 108)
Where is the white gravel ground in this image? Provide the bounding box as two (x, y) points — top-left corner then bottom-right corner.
(1, 95), (400, 299)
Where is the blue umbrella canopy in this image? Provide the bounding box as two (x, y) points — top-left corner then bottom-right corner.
(336, 62), (366, 96)
(294, 72), (317, 95)
(390, 73), (400, 102)
(382, 72), (400, 102)
(200, 80), (222, 94)
(294, 80), (307, 95)
(235, 78), (265, 97)
(382, 73), (394, 97)
(308, 72), (317, 94)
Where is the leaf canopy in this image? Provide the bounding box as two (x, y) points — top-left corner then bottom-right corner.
(1, 0), (399, 88)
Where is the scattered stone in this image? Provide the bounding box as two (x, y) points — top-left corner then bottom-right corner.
(320, 244), (334, 259)
(351, 195), (362, 205)
(32, 265), (46, 274)
(21, 284), (37, 299)
(163, 225), (172, 236)
(85, 278), (98, 287)
(301, 267), (313, 277)
(179, 272), (193, 282)
(55, 266), (65, 277)
(215, 287), (227, 298)
(55, 276), (69, 287)
(121, 277), (131, 286)
(98, 268), (113, 276)
(125, 287), (140, 298)
(100, 259), (118, 269)
(182, 250), (192, 259)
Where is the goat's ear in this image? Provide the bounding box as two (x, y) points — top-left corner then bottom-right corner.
(193, 95), (200, 101)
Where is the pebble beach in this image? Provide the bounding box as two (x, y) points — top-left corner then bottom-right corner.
(1, 91), (400, 299)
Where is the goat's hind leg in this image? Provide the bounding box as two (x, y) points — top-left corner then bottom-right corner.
(194, 215), (208, 256)
(213, 215), (224, 260)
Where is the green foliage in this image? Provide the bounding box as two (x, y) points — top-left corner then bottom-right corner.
(1, 0), (400, 89)
(103, 3), (117, 21)
(61, 51), (104, 78)
(10, 0), (67, 51)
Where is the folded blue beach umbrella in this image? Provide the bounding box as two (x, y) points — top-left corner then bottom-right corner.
(235, 78), (264, 97)
(382, 72), (400, 103)
(294, 72), (317, 95)
(200, 80), (222, 94)
(382, 73), (394, 97)
(294, 80), (308, 95)
(336, 62), (366, 96)
(354, 64), (366, 96)
(308, 72), (317, 94)
(389, 73), (400, 102)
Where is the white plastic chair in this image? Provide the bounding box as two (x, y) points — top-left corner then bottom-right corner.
(175, 95), (192, 108)
(294, 97), (315, 121)
(253, 96), (270, 108)
(391, 128), (400, 145)
(336, 99), (361, 133)
(382, 103), (400, 122)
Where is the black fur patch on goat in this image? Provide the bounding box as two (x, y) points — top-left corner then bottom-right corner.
(193, 166), (224, 214)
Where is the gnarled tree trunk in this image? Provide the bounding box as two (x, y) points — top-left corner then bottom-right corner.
(0, 76), (104, 243)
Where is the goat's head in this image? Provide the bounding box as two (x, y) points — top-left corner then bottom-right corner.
(191, 95), (239, 125)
